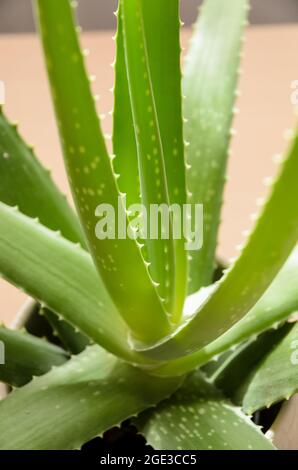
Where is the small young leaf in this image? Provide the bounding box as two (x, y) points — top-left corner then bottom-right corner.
(0, 345), (181, 450)
(0, 326), (68, 387)
(137, 371), (274, 450)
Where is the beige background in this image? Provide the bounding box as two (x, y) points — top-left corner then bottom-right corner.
(1, 0), (298, 32)
(0, 25), (297, 325)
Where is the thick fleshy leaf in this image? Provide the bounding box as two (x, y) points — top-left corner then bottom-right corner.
(0, 345), (181, 450)
(135, 133), (298, 361)
(0, 202), (149, 364)
(113, 7), (139, 210)
(0, 110), (84, 245)
(0, 326), (68, 387)
(35, 0), (170, 343)
(137, 371), (274, 450)
(211, 324), (292, 400)
(239, 322), (298, 414)
(120, 0), (187, 319)
(184, 0), (249, 293)
(0, 110), (88, 352)
(43, 307), (90, 355)
(152, 247), (298, 377)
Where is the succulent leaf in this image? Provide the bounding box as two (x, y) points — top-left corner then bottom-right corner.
(184, 0), (249, 293)
(0, 109), (85, 246)
(113, 6), (139, 210)
(0, 202), (149, 364)
(43, 307), (90, 354)
(0, 325), (68, 387)
(211, 324), (293, 401)
(35, 0), (170, 343)
(239, 322), (298, 414)
(119, 0), (187, 320)
(135, 133), (298, 361)
(151, 247), (298, 376)
(0, 345), (181, 450)
(0, 110), (89, 353)
(137, 371), (274, 450)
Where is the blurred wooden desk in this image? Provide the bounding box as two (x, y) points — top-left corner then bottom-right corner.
(0, 25), (298, 324)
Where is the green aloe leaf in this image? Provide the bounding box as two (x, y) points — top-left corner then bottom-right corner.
(35, 0), (170, 343)
(0, 109), (84, 246)
(42, 307), (90, 355)
(136, 133), (298, 361)
(0, 325), (68, 387)
(239, 322), (298, 414)
(0, 110), (89, 353)
(184, 0), (249, 294)
(0, 345), (181, 450)
(0, 202), (149, 364)
(211, 324), (293, 400)
(113, 7), (139, 210)
(137, 371), (274, 450)
(153, 246), (298, 377)
(118, 0), (187, 320)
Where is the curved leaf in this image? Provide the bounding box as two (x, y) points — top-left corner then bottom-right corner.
(120, 0), (187, 319)
(135, 133), (298, 361)
(212, 324), (293, 401)
(0, 109), (84, 246)
(240, 322), (298, 414)
(137, 371), (274, 450)
(0, 202), (149, 364)
(151, 247), (298, 376)
(0, 110), (89, 352)
(0, 345), (181, 450)
(35, 0), (170, 343)
(0, 326), (68, 387)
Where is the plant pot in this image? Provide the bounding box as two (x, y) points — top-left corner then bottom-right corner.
(266, 394), (298, 449)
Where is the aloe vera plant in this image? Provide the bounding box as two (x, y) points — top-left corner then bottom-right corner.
(0, 0), (298, 450)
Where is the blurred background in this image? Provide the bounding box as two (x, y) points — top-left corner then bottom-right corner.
(0, 0), (298, 33)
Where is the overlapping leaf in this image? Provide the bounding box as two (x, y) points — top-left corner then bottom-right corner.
(0, 325), (68, 387)
(35, 0), (170, 343)
(0, 110), (84, 245)
(0, 202), (149, 364)
(120, 0), (187, 319)
(0, 110), (89, 351)
(0, 345), (181, 450)
(151, 247), (298, 376)
(136, 133), (298, 361)
(239, 322), (298, 414)
(137, 371), (274, 450)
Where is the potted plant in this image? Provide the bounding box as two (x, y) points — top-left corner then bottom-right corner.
(0, 0), (298, 450)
